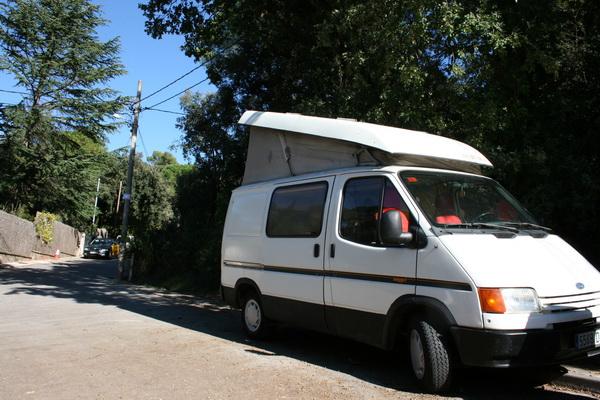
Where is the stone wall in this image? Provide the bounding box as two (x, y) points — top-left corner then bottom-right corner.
(0, 210), (83, 263)
(0, 210), (35, 261)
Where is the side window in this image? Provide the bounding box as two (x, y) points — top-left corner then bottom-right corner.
(340, 177), (410, 246)
(266, 182), (328, 237)
(340, 177), (383, 245)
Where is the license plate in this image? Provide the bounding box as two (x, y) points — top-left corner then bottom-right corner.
(575, 329), (600, 350)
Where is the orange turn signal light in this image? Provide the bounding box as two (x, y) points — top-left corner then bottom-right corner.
(478, 288), (506, 313)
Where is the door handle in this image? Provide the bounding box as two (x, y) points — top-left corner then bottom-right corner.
(330, 243), (335, 258)
(313, 243), (320, 257)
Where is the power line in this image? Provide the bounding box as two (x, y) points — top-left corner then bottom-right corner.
(134, 42), (237, 105)
(0, 89), (27, 95)
(144, 107), (185, 116)
(143, 77), (209, 110)
(138, 126), (149, 159)
(135, 64), (204, 105)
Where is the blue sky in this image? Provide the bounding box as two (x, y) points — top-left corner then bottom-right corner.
(0, 1), (213, 163)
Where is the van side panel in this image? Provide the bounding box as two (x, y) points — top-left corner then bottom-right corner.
(416, 236), (483, 329)
(259, 177), (335, 330)
(222, 177), (335, 333)
(221, 188), (268, 290)
(262, 295), (328, 333)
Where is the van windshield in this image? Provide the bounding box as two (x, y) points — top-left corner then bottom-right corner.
(399, 171), (536, 228)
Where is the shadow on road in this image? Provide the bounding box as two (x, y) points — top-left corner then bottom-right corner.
(0, 259), (592, 399)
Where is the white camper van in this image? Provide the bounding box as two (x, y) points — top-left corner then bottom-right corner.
(221, 111), (600, 392)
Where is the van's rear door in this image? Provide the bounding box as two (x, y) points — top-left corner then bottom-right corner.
(260, 175), (335, 332)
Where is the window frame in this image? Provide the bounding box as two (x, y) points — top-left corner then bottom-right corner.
(265, 180), (329, 238)
(339, 175), (413, 247)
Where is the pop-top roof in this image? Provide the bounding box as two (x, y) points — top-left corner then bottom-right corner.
(239, 111), (492, 168)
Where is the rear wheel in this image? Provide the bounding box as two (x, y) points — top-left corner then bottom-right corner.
(241, 292), (270, 339)
(409, 319), (452, 393)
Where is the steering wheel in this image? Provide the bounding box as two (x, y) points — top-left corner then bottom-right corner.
(472, 211), (497, 223)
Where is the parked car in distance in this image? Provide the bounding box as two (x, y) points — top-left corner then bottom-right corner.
(83, 238), (118, 259)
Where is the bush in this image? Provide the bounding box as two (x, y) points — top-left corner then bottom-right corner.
(34, 211), (58, 244)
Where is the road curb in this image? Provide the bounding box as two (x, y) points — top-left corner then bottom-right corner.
(1, 256), (80, 268)
(556, 367), (600, 394)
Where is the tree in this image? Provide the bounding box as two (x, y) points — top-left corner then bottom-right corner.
(0, 0), (126, 142)
(140, 1), (513, 130)
(148, 150), (177, 167)
(0, 0), (126, 228)
(468, 1), (600, 266)
(141, 0), (600, 268)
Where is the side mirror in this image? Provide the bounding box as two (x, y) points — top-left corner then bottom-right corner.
(381, 210), (413, 245)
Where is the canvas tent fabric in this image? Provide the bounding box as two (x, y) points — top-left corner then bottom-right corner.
(239, 111), (493, 185)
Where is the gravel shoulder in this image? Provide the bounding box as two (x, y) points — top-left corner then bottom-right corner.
(0, 259), (598, 400)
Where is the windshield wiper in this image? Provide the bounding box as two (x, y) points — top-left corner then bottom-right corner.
(441, 223), (518, 233)
(499, 222), (553, 232)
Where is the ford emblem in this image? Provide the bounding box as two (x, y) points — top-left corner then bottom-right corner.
(576, 282), (585, 290)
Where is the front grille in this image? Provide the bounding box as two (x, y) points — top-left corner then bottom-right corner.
(539, 291), (600, 313)
(553, 318), (597, 330)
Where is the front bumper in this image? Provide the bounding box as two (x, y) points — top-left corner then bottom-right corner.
(452, 319), (600, 367)
(83, 250), (108, 258)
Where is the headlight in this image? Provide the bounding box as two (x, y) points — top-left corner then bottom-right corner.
(99, 249), (107, 253)
(478, 288), (540, 314)
(84, 247), (89, 251)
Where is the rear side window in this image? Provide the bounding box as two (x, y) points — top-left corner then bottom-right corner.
(266, 182), (329, 237)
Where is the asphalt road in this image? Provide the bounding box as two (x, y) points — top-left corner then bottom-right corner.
(0, 258), (597, 400)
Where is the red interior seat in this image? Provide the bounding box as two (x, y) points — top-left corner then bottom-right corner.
(436, 215), (462, 224)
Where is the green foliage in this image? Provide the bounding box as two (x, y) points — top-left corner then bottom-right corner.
(34, 211), (58, 244)
(131, 159), (174, 233)
(133, 164), (233, 291)
(88, 150), (176, 240)
(119, 92), (246, 290)
(140, 0), (600, 274)
(147, 150), (177, 167)
(0, 0), (127, 142)
(0, 0), (126, 230)
(147, 150), (191, 189)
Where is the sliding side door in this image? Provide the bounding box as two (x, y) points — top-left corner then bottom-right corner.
(261, 176), (335, 332)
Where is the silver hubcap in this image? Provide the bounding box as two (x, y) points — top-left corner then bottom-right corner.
(410, 329), (426, 380)
(244, 299), (261, 332)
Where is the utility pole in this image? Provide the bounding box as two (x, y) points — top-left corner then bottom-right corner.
(118, 80), (142, 280)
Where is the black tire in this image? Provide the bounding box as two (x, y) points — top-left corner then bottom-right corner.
(408, 319), (452, 393)
(240, 291), (270, 339)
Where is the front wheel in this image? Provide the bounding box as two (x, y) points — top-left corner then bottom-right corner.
(409, 319), (452, 393)
(241, 292), (270, 339)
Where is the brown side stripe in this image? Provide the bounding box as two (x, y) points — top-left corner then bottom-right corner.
(264, 265), (324, 276)
(223, 260), (472, 292)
